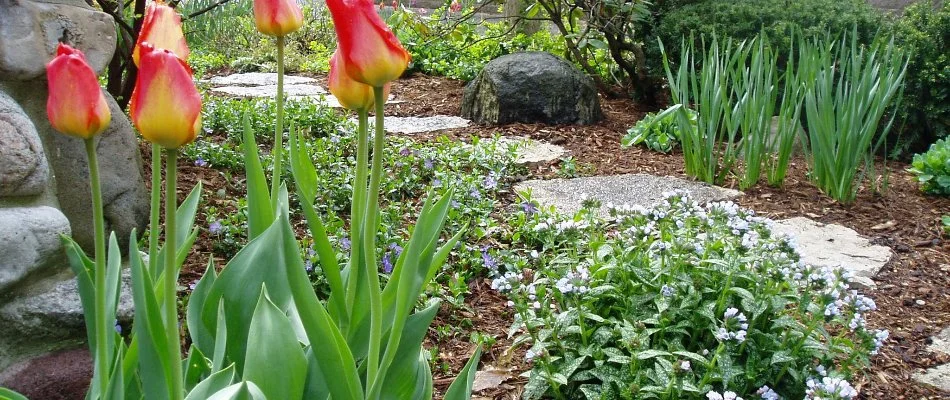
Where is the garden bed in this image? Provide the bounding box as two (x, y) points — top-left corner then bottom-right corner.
(159, 73), (949, 399)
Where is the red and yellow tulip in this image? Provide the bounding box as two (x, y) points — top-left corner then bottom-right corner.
(328, 50), (392, 111)
(253, 0), (304, 37)
(46, 43), (111, 139)
(326, 0), (410, 87)
(130, 43), (202, 149)
(133, 0), (189, 65)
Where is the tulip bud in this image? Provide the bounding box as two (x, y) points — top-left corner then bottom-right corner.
(327, 0), (411, 87)
(46, 43), (112, 139)
(253, 0), (304, 37)
(130, 43), (202, 149)
(328, 50), (391, 111)
(133, 0), (190, 65)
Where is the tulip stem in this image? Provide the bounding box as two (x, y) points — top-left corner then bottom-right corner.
(164, 148), (184, 400)
(345, 109), (371, 329)
(363, 86), (387, 399)
(85, 138), (110, 400)
(270, 35), (286, 211)
(149, 144), (161, 278)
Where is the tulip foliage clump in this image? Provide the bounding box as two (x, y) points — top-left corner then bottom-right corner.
(3, 0), (482, 399)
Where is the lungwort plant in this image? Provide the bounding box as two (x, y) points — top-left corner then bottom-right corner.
(2, 0), (481, 399)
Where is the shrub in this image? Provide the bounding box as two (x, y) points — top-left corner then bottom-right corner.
(495, 191), (886, 399)
(943, 215), (950, 236)
(909, 138), (950, 195)
(889, 1), (950, 155)
(621, 105), (697, 153)
(651, 0), (886, 75)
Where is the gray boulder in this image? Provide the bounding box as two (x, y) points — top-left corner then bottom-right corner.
(462, 52), (602, 125)
(0, 206), (70, 298)
(0, 92), (48, 197)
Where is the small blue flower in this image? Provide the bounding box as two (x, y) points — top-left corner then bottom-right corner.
(114, 320), (122, 334)
(481, 247), (498, 270)
(399, 147), (411, 157)
(305, 260), (314, 272)
(388, 243), (403, 258)
(194, 157), (208, 167)
(209, 220), (224, 235)
(339, 237), (352, 251)
(521, 201), (538, 215)
(469, 188), (481, 200)
(432, 178), (442, 187)
(661, 284), (674, 297)
(381, 253), (394, 274)
(483, 174), (498, 190)
(423, 158), (434, 169)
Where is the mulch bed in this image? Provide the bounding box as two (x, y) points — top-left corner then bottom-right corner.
(164, 73), (950, 399)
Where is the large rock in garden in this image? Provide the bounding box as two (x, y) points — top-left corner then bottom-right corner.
(0, 0), (148, 374)
(461, 52), (602, 125)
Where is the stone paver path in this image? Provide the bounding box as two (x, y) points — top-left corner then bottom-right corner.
(912, 327), (950, 392)
(771, 217), (892, 290)
(514, 174), (742, 217)
(498, 136), (567, 164)
(205, 72), (398, 108)
(367, 115), (471, 134)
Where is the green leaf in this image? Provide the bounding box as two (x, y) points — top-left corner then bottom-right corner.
(184, 346), (212, 391)
(62, 236), (97, 356)
(0, 387), (29, 400)
(443, 345), (483, 400)
(242, 112), (274, 239)
(379, 301), (441, 400)
(244, 286), (308, 400)
(200, 197), (300, 373)
(636, 350), (673, 360)
(185, 364), (236, 400)
(128, 235), (173, 400)
(206, 382), (268, 400)
(187, 260), (217, 357)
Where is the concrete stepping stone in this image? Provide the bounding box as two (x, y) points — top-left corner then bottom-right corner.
(203, 72), (317, 86)
(912, 326), (950, 392)
(210, 84), (327, 98)
(514, 174), (742, 217)
(205, 73), (399, 108)
(770, 217), (892, 290)
(498, 136), (567, 164)
(371, 115), (471, 134)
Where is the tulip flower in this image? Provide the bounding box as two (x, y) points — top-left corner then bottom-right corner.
(253, 0), (304, 37)
(326, 0), (411, 87)
(328, 50), (391, 111)
(46, 43), (112, 139)
(130, 43), (202, 149)
(133, 0), (190, 65)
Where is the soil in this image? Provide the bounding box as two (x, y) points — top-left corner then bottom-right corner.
(19, 73), (945, 400)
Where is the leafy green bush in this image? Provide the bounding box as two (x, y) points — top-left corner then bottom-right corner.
(495, 191), (886, 399)
(621, 105), (697, 153)
(889, 1), (950, 155)
(909, 138), (950, 195)
(652, 0), (886, 74)
(393, 8), (569, 80)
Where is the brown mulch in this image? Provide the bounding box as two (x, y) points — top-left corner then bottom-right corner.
(161, 73), (950, 399)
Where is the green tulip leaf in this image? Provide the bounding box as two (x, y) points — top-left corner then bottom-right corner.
(185, 364), (236, 400)
(244, 286), (308, 400)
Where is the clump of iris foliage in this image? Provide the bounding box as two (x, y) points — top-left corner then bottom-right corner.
(488, 191), (885, 400)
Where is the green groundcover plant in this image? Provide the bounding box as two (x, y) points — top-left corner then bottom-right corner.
(909, 138), (950, 195)
(621, 105), (698, 153)
(489, 191), (886, 399)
